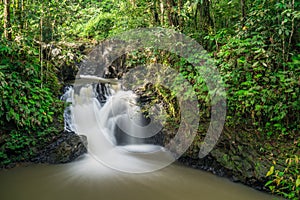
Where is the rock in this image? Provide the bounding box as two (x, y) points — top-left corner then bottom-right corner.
(177, 128), (274, 192)
(32, 131), (87, 164)
(39, 41), (93, 83)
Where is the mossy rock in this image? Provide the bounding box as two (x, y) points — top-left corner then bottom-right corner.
(32, 131), (87, 164)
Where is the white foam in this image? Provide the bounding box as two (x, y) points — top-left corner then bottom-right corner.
(64, 85), (175, 173)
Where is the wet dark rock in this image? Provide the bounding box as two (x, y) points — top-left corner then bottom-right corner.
(32, 131), (87, 164)
(178, 153), (268, 191)
(178, 129), (272, 192)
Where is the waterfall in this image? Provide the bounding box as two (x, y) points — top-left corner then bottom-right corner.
(64, 83), (152, 146)
(62, 81), (174, 173)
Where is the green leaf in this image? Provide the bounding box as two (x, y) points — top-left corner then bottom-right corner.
(265, 180), (274, 186)
(266, 166), (274, 177)
(296, 178), (300, 188)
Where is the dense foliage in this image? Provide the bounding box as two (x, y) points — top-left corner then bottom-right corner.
(0, 38), (64, 165)
(0, 0), (299, 198)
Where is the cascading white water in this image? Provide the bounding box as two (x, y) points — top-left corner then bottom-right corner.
(63, 82), (174, 173)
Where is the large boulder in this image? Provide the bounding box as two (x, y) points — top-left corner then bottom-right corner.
(32, 131), (87, 164)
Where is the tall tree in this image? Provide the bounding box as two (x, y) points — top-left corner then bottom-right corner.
(3, 0), (12, 40)
(195, 0), (212, 32)
(240, 0), (246, 28)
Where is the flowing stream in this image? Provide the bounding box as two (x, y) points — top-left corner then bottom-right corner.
(0, 82), (280, 200)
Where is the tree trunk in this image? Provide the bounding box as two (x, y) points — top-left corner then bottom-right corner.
(241, 0), (246, 28)
(40, 5), (43, 88)
(18, 0), (23, 30)
(202, 0), (212, 30)
(177, 0), (182, 29)
(4, 0), (12, 40)
(196, 0), (212, 32)
(165, 0), (179, 27)
(160, 0), (164, 25)
(153, 0), (160, 25)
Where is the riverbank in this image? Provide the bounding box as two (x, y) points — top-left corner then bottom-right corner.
(179, 126), (299, 198)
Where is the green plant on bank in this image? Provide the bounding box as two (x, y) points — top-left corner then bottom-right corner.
(266, 155), (300, 199)
(208, 0), (300, 136)
(216, 34), (299, 136)
(0, 38), (65, 166)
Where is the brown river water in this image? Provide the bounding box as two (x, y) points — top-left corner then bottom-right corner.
(0, 154), (281, 200)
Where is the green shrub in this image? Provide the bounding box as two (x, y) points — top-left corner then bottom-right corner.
(0, 39), (64, 166)
(266, 156), (300, 199)
(216, 33), (299, 135)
